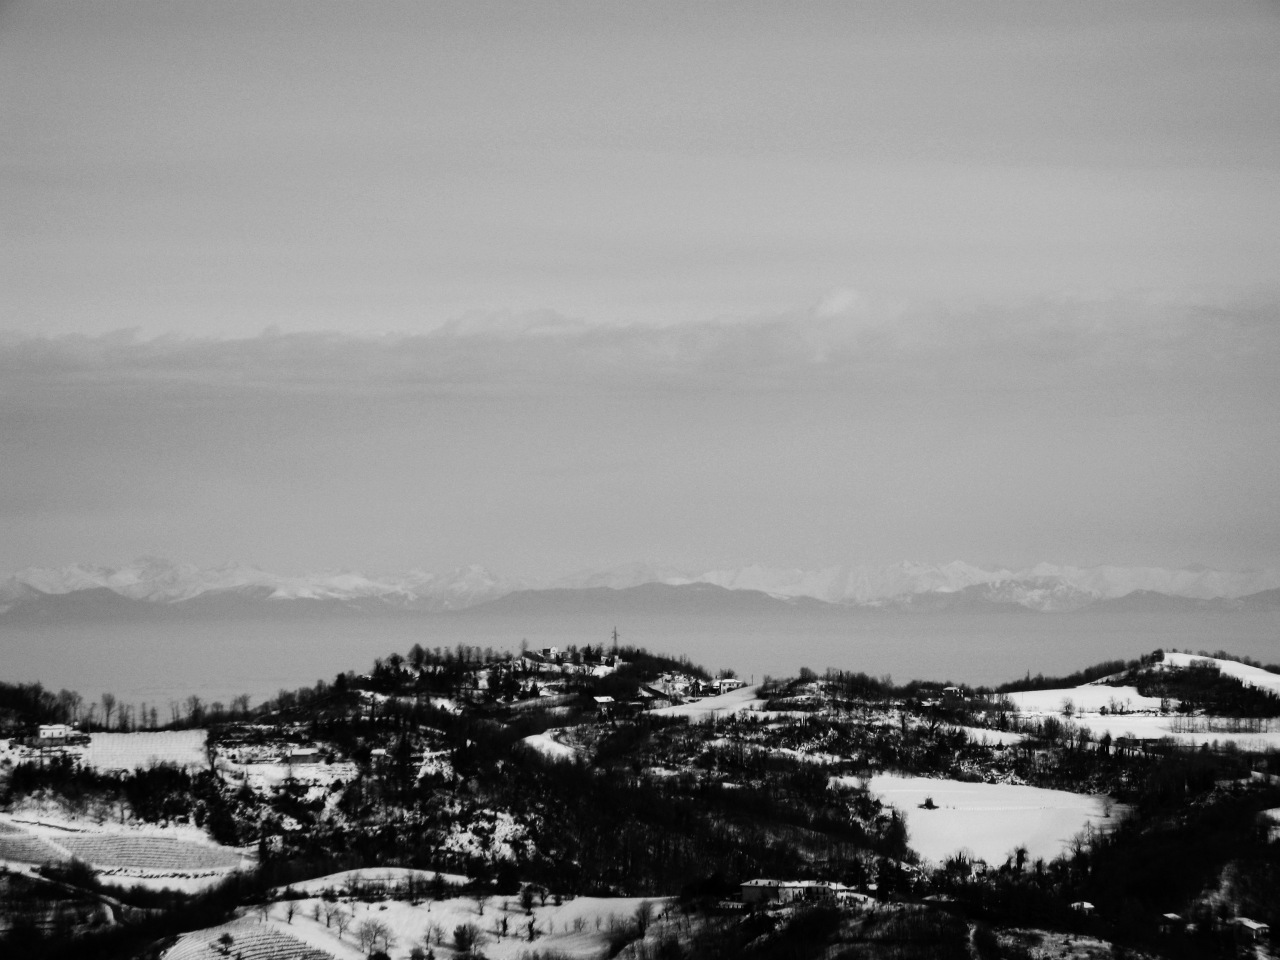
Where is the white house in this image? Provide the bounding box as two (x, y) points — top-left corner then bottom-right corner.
(37, 724), (74, 743)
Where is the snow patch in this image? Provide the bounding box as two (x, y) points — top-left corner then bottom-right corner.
(859, 774), (1112, 866)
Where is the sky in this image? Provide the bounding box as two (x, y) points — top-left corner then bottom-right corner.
(2, 0), (1279, 579)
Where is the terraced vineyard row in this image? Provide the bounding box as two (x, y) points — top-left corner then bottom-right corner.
(60, 835), (242, 871)
(165, 922), (335, 960)
(0, 830), (67, 865)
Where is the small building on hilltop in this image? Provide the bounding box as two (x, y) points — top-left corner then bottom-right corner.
(35, 724), (78, 745)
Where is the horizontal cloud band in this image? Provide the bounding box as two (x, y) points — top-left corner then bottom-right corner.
(1, 293), (1276, 403)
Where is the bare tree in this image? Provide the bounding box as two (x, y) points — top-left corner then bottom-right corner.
(284, 900), (296, 924)
(56, 689), (82, 725)
(378, 923), (397, 952)
(100, 692), (116, 731)
(355, 918), (380, 953)
(423, 920), (445, 947)
(333, 906), (352, 940)
(473, 891), (490, 916)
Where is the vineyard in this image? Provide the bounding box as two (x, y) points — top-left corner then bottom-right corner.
(0, 821), (66, 865)
(58, 834), (242, 872)
(164, 921), (335, 960)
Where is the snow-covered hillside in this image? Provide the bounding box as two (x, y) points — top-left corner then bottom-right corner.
(1159, 652), (1280, 697)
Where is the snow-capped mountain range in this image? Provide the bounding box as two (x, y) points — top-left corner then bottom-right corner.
(2, 557), (1279, 618)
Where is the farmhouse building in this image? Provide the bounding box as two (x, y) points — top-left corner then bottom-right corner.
(1157, 914), (1185, 935)
(1231, 917), (1270, 942)
(740, 879), (853, 905)
(35, 724), (77, 745)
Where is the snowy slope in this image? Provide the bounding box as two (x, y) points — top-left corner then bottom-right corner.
(1159, 652), (1280, 697)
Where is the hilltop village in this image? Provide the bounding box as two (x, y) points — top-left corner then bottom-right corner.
(1, 643), (1278, 960)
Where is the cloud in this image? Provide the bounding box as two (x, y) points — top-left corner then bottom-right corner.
(1, 290), (1276, 406)
(814, 287), (866, 319)
(2, 291), (1279, 575)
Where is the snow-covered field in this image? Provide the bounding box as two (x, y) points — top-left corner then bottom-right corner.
(1070, 714), (1280, 750)
(520, 729), (579, 761)
(252, 891), (676, 960)
(1006, 663), (1280, 749)
(1160, 652), (1280, 696)
(858, 774), (1112, 866)
(1006, 685), (1163, 715)
(84, 730), (209, 772)
(651, 685), (764, 720)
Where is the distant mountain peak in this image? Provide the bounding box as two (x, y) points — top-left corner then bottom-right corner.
(3, 557), (1278, 620)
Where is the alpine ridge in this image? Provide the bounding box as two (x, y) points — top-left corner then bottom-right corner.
(3, 557), (1279, 619)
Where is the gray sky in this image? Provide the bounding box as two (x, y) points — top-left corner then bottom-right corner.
(3, 1), (1279, 578)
